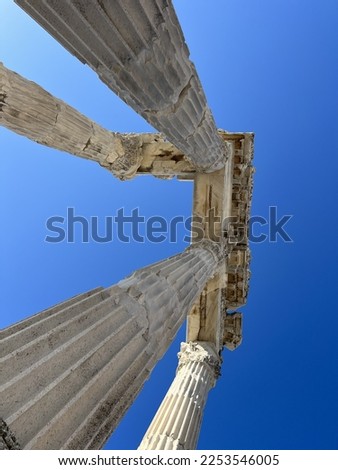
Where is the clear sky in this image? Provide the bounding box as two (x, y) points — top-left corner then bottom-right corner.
(1, 0), (338, 450)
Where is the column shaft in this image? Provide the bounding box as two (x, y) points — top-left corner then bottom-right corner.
(0, 243), (221, 450)
(139, 341), (220, 450)
(0, 63), (194, 180)
(15, 0), (229, 172)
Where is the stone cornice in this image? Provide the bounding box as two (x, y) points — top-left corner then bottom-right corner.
(225, 132), (254, 308)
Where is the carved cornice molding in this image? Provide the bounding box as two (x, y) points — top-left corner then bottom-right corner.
(223, 312), (243, 351)
(223, 132), (254, 308)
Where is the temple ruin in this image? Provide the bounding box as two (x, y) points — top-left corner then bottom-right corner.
(0, 0), (254, 450)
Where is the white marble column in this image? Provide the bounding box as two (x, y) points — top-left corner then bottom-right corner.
(139, 341), (221, 450)
(0, 242), (222, 450)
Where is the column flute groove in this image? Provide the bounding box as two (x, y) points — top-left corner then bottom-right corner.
(0, 241), (222, 449)
(139, 341), (221, 450)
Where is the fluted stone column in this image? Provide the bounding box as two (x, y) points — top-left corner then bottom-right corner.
(139, 341), (221, 450)
(15, 0), (229, 172)
(0, 242), (222, 450)
(0, 62), (183, 180)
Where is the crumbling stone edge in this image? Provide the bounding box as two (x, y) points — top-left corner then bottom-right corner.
(0, 418), (21, 450)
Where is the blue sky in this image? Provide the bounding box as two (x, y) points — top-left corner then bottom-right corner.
(1, 0), (338, 450)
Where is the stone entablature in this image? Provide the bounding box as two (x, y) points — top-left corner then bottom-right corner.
(223, 313), (243, 351)
(187, 132), (254, 350)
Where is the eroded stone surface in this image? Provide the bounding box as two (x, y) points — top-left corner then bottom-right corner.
(223, 312), (243, 351)
(187, 133), (254, 351)
(0, 418), (21, 450)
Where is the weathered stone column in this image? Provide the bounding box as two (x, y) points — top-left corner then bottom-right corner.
(0, 242), (222, 450)
(15, 0), (229, 172)
(0, 62), (183, 180)
(139, 341), (221, 450)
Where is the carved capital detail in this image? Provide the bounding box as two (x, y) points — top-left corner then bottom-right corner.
(177, 341), (221, 379)
(108, 134), (143, 180)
